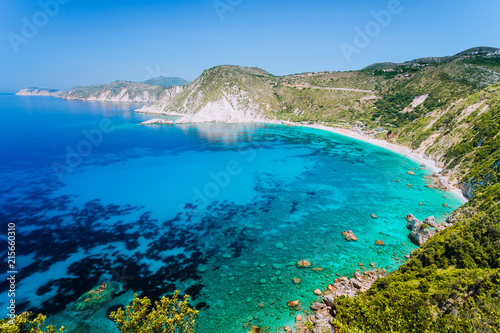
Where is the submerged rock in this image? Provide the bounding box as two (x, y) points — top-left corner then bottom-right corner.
(296, 259), (311, 267)
(341, 230), (358, 241)
(73, 282), (118, 317)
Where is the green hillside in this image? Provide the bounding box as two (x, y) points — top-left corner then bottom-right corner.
(142, 76), (190, 87)
(160, 65), (281, 115)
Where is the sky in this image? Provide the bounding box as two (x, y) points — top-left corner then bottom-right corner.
(1, 0), (499, 92)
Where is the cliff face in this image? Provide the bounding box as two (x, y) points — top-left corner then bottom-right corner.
(137, 65), (280, 123)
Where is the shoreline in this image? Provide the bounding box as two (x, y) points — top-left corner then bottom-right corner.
(301, 124), (469, 203)
(138, 112), (468, 203)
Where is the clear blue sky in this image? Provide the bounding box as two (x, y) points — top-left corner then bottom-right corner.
(1, 0), (499, 92)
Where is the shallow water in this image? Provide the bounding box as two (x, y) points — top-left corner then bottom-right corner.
(0, 95), (464, 332)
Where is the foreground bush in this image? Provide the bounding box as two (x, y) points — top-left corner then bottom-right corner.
(109, 291), (198, 333)
(0, 312), (65, 333)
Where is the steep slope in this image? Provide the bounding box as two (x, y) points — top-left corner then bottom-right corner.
(137, 65), (281, 123)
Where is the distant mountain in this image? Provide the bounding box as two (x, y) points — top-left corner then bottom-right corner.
(16, 80), (187, 103)
(63, 80), (183, 103)
(16, 87), (66, 97)
(142, 76), (190, 87)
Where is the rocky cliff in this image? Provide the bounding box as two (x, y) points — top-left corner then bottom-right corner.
(136, 65), (280, 123)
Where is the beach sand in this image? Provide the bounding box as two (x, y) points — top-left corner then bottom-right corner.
(303, 124), (469, 203)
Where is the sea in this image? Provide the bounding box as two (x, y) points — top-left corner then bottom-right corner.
(0, 94), (464, 332)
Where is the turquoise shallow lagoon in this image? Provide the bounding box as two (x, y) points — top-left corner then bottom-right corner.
(0, 95), (464, 332)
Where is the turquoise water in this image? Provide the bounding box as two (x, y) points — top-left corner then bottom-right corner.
(0, 95), (464, 332)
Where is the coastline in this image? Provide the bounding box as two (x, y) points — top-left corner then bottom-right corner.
(301, 124), (469, 203)
(139, 111), (469, 203)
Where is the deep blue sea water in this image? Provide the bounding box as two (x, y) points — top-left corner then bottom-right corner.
(0, 94), (464, 332)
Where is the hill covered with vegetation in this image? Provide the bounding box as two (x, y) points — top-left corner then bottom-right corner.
(142, 76), (191, 87)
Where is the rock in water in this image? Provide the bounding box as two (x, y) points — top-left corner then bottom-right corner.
(139, 118), (174, 125)
(73, 282), (118, 318)
(405, 214), (440, 245)
(407, 171), (415, 175)
(296, 259), (311, 267)
(341, 230), (358, 241)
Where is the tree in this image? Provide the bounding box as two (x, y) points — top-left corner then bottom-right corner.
(109, 291), (198, 333)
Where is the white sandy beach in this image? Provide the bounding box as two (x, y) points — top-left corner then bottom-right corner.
(303, 124), (469, 203)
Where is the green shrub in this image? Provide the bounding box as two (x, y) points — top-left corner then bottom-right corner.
(0, 312), (65, 333)
(109, 291), (198, 333)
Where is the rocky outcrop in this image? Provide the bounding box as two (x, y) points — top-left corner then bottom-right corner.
(326, 270), (385, 298)
(292, 270), (385, 333)
(405, 214), (452, 245)
(424, 173), (450, 190)
(139, 118), (174, 125)
(460, 180), (475, 199)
